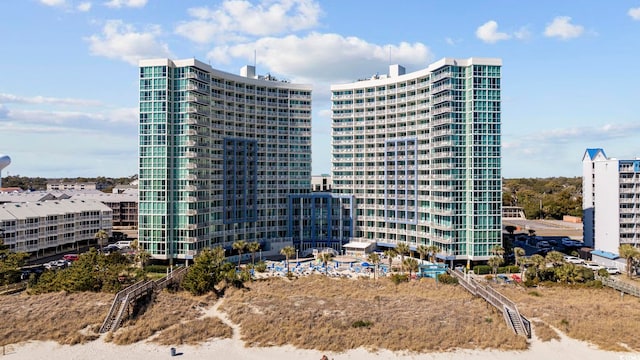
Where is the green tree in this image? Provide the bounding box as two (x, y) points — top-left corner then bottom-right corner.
(403, 257), (419, 279)
(619, 244), (640, 278)
(95, 229), (109, 249)
(247, 241), (261, 266)
(526, 254), (546, 281)
(383, 249), (397, 273)
(395, 243), (410, 274)
(545, 251), (565, 267)
(416, 245), (428, 263)
(513, 247), (525, 272)
(488, 256), (503, 276)
(318, 251), (334, 275)
(182, 247), (232, 296)
(426, 245), (440, 263)
(0, 237), (29, 285)
(280, 246), (296, 275)
(232, 240), (247, 269)
(367, 252), (381, 280)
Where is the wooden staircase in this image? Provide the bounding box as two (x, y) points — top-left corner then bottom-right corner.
(448, 269), (531, 338)
(99, 266), (189, 333)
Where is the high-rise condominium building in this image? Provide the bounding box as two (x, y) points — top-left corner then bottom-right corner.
(138, 59), (312, 261)
(582, 148), (640, 254)
(331, 58), (502, 262)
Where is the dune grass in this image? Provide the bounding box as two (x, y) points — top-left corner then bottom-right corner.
(220, 275), (528, 352)
(531, 320), (560, 342)
(0, 291), (112, 346)
(108, 291), (217, 345)
(152, 317), (232, 345)
(5, 275), (640, 354)
(500, 284), (640, 351)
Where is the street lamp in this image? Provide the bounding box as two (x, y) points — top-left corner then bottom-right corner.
(296, 249), (299, 263)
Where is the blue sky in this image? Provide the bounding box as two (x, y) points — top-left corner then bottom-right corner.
(1, 0), (640, 179)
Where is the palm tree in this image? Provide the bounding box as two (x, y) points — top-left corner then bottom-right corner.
(247, 241), (261, 266)
(318, 251), (334, 275)
(280, 246), (296, 275)
(417, 245), (429, 263)
(619, 244), (640, 278)
(545, 250), (564, 267)
(383, 249), (397, 273)
(395, 243), (410, 274)
(513, 246), (525, 274)
(491, 245), (505, 257)
(488, 255), (503, 276)
(404, 257), (419, 279)
(426, 245), (440, 263)
(95, 230), (109, 250)
(527, 254), (546, 281)
(232, 240), (247, 269)
(367, 252), (381, 280)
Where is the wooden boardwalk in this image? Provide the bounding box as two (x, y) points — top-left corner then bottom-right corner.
(99, 266), (188, 333)
(447, 269), (531, 338)
(597, 275), (640, 297)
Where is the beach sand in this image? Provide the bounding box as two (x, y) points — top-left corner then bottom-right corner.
(6, 331), (630, 360)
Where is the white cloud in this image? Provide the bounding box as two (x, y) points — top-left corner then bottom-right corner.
(0, 93), (102, 107)
(85, 20), (172, 65)
(77, 2), (92, 11)
(39, 0), (66, 6)
(0, 105), (138, 136)
(104, 0), (147, 8)
(629, 7), (640, 20)
(445, 37), (462, 46)
(475, 20), (511, 43)
(176, 0), (322, 44)
(544, 16), (584, 40)
(514, 26), (531, 40)
(206, 32), (432, 84)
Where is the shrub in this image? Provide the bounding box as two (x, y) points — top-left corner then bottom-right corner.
(437, 273), (458, 284)
(351, 320), (373, 328)
(527, 290), (541, 297)
(390, 273), (409, 285)
(498, 265), (520, 274)
(473, 265), (492, 275)
(523, 279), (536, 288)
(485, 275), (493, 282)
(254, 261), (267, 273)
(585, 280), (603, 288)
(597, 268), (609, 278)
(145, 265), (168, 274)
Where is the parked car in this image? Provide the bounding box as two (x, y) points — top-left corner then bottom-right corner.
(537, 241), (551, 249)
(563, 255), (584, 265)
(583, 262), (604, 271)
(605, 267), (621, 275)
(114, 241), (132, 249)
(63, 254), (79, 262)
(102, 244), (119, 254)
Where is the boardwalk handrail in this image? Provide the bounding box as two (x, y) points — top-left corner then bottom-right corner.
(0, 281), (27, 295)
(597, 275), (640, 297)
(100, 266), (190, 333)
(447, 268), (530, 338)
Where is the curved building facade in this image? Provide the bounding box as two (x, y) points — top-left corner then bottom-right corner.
(331, 58), (502, 262)
(139, 59), (312, 261)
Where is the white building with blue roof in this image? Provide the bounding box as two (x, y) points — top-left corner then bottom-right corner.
(583, 148), (640, 265)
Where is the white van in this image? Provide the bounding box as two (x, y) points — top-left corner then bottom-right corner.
(114, 241), (131, 249)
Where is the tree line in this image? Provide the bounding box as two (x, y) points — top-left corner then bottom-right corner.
(1, 175), (137, 192)
(502, 177), (582, 220)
